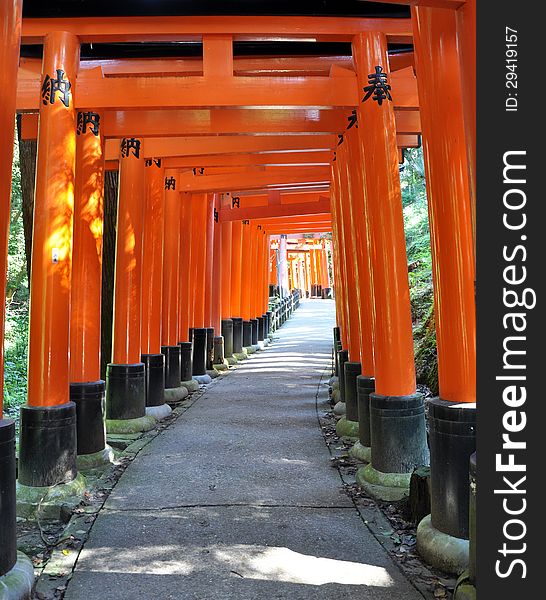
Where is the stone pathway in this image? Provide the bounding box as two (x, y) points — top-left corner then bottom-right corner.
(64, 299), (423, 600)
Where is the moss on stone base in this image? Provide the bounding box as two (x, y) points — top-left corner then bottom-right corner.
(17, 473), (87, 520)
(349, 441), (371, 463)
(105, 414), (157, 435)
(213, 362), (229, 372)
(356, 463), (411, 502)
(77, 445), (114, 471)
(180, 379), (200, 393)
(0, 552), (34, 600)
(417, 515), (469, 576)
(164, 386), (188, 403)
(335, 417), (359, 439)
(454, 572), (476, 600)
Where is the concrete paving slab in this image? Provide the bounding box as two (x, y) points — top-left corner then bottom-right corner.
(64, 300), (423, 600)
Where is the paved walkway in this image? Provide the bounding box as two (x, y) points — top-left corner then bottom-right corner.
(65, 300), (422, 600)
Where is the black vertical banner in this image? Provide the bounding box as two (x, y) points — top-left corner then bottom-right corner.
(477, 1), (543, 597)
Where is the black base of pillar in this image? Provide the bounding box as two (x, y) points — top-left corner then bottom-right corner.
(70, 380), (107, 455)
(250, 318), (258, 345)
(370, 393), (429, 474)
(469, 452), (476, 583)
(213, 336), (225, 364)
(105, 363), (146, 421)
(337, 349), (349, 403)
(266, 311), (273, 334)
(232, 317), (243, 353)
(357, 376), (375, 448)
(205, 327), (215, 370)
(429, 399), (476, 539)
(192, 328), (207, 376)
(18, 402), (77, 487)
(0, 419), (17, 576)
(141, 354), (165, 407)
(221, 319), (234, 357)
(161, 345), (181, 389)
(333, 326), (341, 344)
(344, 362), (361, 422)
(257, 316), (265, 342)
(178, 341), (193, 381)
(333, 340), (342, 376)
(242, 320), (253, 347)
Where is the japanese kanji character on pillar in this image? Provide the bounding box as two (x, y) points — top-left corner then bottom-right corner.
(77, 111), (100, 136)
(232, 196), (240, 209)
(145, 158), (162, 168)
(165, 176), (176, 190)
(362, 66), (392, 106)
(41, 69), (72, 108)
(120, 138), (141, 159)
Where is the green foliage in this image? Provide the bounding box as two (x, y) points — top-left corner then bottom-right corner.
(400, 148), (438, 395)
(4, 132), (29, 410)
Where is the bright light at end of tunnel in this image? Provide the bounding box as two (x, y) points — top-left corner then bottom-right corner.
(215, 546), (395, 587)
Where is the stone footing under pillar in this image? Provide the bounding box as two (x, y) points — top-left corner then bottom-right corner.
(146, 404), (173, 420)
(105, 415), (157, 435)
(193, 374), (212, 385)
(333, 401), (345, 416)
(453, 572), (476, 600)
(180, 379), (200, 393)
(335, 417), (359, 439)
(349, 441), (371, 463)
(244, 345), (257, 355)
(0, 552), (34, 600)
(77, 445), (115, 471)
(356, 463), (412, 502)
(163, 386), (188, 404)
(16, 473), (87, 520)
(417, 514), (469, 576)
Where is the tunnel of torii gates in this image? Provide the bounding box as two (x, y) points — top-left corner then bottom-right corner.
(0, 0), (476, 592)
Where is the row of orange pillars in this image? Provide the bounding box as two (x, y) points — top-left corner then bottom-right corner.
(322, 20), (474, 600)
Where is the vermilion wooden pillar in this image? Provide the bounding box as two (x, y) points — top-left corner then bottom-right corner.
(413, 6), (476, 405)
(354, 32), (415, 397)
(413, 5), (477, 561)
(141, 160), (164, 356)
(69, 109), (111, 463)
(161, 169), (182, 389)
(141, 159), (166, 409)
(211, 193), (222, 335)
(70, 111), (105, 384)
(240, 221), (252, 321)
(191, 193), (207, 328)
(336, 141), (361, 363)
(456, 0), (476, 251)
(178, 192), (192, 343)
(353, 32), (427, 493)
(18, 31), (81, 490)
(331, 160), (349, 349)
(346, 127), (375, 377)
(0, 0), (21, 420)
(105, 137), (154, 432)
(230, 220), (243, 318)
(0, 2), (31, 587)
(204, 193), (215, 329)
(330, 197), (345, 337)
(220, 217), (232, 321)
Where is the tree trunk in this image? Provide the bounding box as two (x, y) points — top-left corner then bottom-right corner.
(16, 117), (36, 285)
(101, 170), (118, 380)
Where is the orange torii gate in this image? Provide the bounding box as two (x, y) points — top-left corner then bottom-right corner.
(0, 2), (476, 595)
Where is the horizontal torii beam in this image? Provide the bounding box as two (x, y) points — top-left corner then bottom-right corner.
(104, 150), (332, 171)
(102, 133), (419, 160)
(16, 68), (418, 112)
(20, 16), (414, 44)
(177, 167), (331, 193)
(219, 200), (331, 222)
(19, 109), (421, 137)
